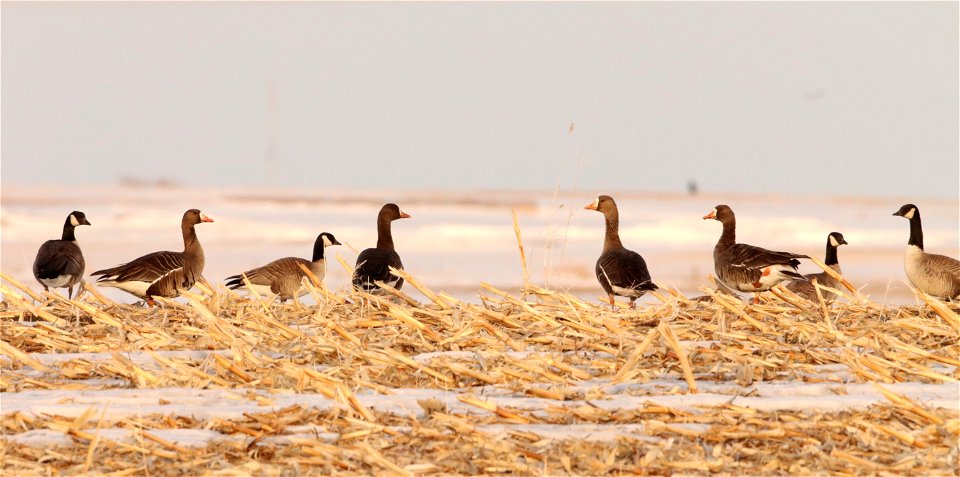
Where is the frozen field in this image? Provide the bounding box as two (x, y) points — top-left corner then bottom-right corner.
(1, 279), (957, 474)
(2, 185), (959, 474)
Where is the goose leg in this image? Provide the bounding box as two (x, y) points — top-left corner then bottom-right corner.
(608, 294), (622, 312)
(752, 294), (760, 305)
(67, 286), (74, 300)
(629, 298), (637, 309)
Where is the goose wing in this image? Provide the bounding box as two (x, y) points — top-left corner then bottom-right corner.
(144, 265), (202, 298)
(596, 248), (656, 294)
(34, 240), (85, 280)
(92, 251), (184, 283)
(726, 243), (806, 269)
(225, 257), (308, 290)
(919, 252), (960, 297)
(716, 244), (806, 290)
(353, 248), (404, 291)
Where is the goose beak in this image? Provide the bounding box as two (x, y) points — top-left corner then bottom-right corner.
(892, 211), (902, 217)
(83, 219), (92, 226)
(400, 212), (411, 219)
(201, 214), (214, 223)
(584, 199), (599, 211)
(702, 211), (716, 220)
(333, 239), (342, 246)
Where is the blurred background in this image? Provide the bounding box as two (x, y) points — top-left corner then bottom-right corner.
(2, 3), (957, 304)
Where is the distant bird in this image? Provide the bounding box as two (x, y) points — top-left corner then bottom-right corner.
(33, 211), (92, 299)
(893, 204), (960, 299)
(92, 209), (213, 305)
(225, 232), (341, 302)
(353, 204), (410, 294)
(786, 232), (848, 302)
(584, 195), (657, 309)
(703, 205), (808, 303)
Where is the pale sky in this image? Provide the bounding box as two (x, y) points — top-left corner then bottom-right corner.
(2, 2), (957, 198)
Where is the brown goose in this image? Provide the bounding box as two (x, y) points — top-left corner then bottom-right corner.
(33, 211), (92, 299)
(703, 205), (807, 302)
(584, 195), (657, 308)
(893, 204), (960, 299)
(786, 232), (848, 302)
(353, 203), (410, 294)
(91, 209), (213, 305)
(225, 232), (341, 301)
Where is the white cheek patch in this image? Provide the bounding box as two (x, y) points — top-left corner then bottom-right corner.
(322, 235), (333, 247)
(70, 215), (80, 227)
(829, 236), (840, 247)
(593, 198), (600, 208)
(903, 208), (915, 220)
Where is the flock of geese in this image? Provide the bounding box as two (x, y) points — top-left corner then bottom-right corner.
(30, 197), (960, 307)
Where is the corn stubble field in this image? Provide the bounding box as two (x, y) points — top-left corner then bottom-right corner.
(1, 263), (958, 475)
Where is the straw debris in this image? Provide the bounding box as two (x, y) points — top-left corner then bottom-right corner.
(2, 270), (958, 475)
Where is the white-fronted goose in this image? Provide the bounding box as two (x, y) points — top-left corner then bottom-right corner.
(91, 209), (213, 305)
(893, 204), (960, 299)
(786, 232), (848, 302)
(33, 211), (92, 299)
(225, 232), (341, 301)
(703, 205), (808, 302)
(353, 203), (410, 294)
(584, 195), (657, 308)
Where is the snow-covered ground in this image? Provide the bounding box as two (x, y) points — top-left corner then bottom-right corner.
(4, 348), (957, 448)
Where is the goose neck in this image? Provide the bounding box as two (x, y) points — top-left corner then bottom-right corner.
(377, 218), (395, 250)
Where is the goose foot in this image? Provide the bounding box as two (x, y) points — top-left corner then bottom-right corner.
(608, 295), (623, 312)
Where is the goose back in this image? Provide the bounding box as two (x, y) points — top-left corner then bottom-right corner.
(353, 248), (404, 292)
(905, 248), (960, 299)
(596, 248), (656, 298)
(33, 211), (91, 298)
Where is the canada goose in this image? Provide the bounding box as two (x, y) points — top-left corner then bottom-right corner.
(786, 232), (847, 302)
(353, 204), (410, 294)
(91, 209), (213, 305)
(33, 211), (91, 299)
(225, 232), (341, 302)
(584, 195), (657, 308)
(893, 204), (960, 299)
(703, 205), (808, 303)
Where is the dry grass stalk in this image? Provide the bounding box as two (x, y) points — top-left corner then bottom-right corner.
(2, 266), (959, 476)
(388, 267), (452, 310)
(512, 209), (530, 291)
(809, 256), (862, 299)
(657, 321), (697, 393)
